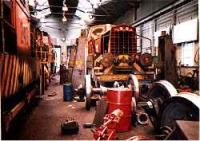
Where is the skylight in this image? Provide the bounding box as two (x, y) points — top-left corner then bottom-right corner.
(29, 0), (51, 19)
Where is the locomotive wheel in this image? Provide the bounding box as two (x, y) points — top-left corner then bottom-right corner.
(85, 75), (92, 111)
(158, 92), (200, 131)
(127, 74), (139, 100)
(146, 80), (177, 129)
(148, 80), (177, 106)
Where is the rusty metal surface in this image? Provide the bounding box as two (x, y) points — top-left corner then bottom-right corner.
(97, 74), (144, 82)
(72, 37), (86, 89)
(158, 35), (178, 87)
(173, 120), (199, 140)
(15, 0), (31, 54)
(97, 74), (129, 82)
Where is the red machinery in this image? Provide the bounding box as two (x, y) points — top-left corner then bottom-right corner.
(107, 88), (133, 132)
(92, 109), (124, 140)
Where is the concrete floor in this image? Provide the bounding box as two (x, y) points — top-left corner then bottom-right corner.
(6, 75), (155, 140)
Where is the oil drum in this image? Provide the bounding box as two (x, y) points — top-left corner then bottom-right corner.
(107, 88), (132, 132)
(63, 83), (73, 101)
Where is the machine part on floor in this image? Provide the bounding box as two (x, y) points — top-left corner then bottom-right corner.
(158, 92), (200, 132)
(127, 135), (159, 140)
(48, 92), (57, 97)
(93, 99), (108, 127)
(76, 88), (85, 102)
(107, 88), (132, 132)
(86, 97), (92, 111)
(127, 136), (139, 140)
(127, 74), (139, 100)
(142, 80), (177, 129)
(92, 109), (124, 140)
(136, 112), (149, 125)
(178, 68), (199, 91)
(159, 126), (174, 140)
(83, 123), (96, 128)
(61, 120), (79, 135)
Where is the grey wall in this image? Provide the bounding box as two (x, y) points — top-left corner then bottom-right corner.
(114, 0), (176, 24)
(136, 0), (176, 21)
(38, 16), (66, 39)
(115, 8), (135, 24)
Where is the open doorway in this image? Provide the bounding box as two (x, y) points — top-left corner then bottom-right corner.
(54, 46), (61, 73)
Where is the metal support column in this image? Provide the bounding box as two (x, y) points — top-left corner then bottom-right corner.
(1, 0), (5, 53)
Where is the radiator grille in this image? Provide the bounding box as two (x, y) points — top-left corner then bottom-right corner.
(110, 28), (137, 55)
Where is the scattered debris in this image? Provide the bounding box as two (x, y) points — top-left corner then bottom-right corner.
(48, 92), (57, 97)
(61, 117), (79, 135)
(61, 120), (79, 135)
(83, 123), (95, 128)
(67, 105), (76, 109)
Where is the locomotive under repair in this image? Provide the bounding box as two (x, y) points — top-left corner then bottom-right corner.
(84, 24), (154, 110)
(1, 0), (54, 135)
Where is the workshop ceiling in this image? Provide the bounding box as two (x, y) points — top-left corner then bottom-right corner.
(48, 0), (78, 19)
(47, 0), (139, 26)
(30, 0), (140, 40)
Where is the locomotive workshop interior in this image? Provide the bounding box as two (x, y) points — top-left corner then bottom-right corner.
(1, 0), (200, 140)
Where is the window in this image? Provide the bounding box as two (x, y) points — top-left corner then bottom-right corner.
(181, 42), (194, 66)
(173, 18), (198, 43)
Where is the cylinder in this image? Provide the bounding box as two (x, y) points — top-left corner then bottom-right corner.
(107, 88), (132, 132)
(137, 112), (149, 125)
(63, 83), (73, 101)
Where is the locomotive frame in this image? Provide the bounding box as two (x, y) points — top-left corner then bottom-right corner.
(1, 0), (54, 136)
(84, 24), (155, 110)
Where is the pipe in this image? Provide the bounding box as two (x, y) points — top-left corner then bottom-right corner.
(136, 112), (149, 125)
(85, 74), (92, 97)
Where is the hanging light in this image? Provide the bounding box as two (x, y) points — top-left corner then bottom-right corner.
(62, 4), (68, 11)
(88, 14), (93, 19)
(62, 16), (67, 22)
